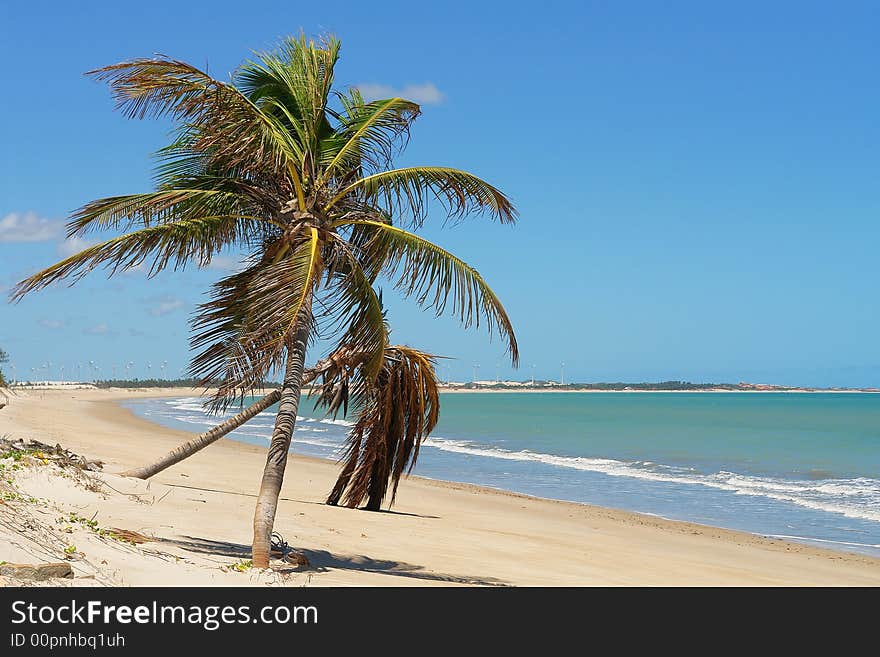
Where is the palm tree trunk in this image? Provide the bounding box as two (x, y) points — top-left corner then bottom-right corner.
(252, 319), (311, 568)
(365, 458), (385, 511)
(120, 389), (282, 479)
(326, 452), (357, 506)
(121, 354), (342, 480)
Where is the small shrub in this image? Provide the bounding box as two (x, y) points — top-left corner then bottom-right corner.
(231, 559), (253, 573)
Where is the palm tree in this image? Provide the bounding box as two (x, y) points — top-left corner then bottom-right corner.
(12, 34), (518, 567)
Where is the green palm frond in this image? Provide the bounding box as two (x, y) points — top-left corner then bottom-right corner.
(11, 216), (261, 300)
(326, 166), (517, 225)
(320, 243), (389, 383)
(236, 34), (341, 176)
(336, 219), (519, 365)
(320, 94), (420, 177)
(67, 190), (265, 237)
(189, 228), (322, 408)
(89, 56), (305, 182)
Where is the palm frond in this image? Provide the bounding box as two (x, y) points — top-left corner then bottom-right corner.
(236, 34), (341, 178)
(88, 56), (305, 181)
(67, 189), (267, 237)
(326, 166), (517, 226)
(321, 94), (420, 177)
(11, 216), (259, 300)
(336, 220), (519, 365)
(189, 228), (322, 409)
(319, 242), (389, 383)
(326, 345), (440, 509)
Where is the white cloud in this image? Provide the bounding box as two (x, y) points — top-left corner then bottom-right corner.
(39, 319), (65, 330)
(206, 255), (241, 272)
(0, 212), (62, 243)
(357, 82), (444, 105)
(83, 323), (109, 335)
(121, 262), (149, 276)
(148, 296), (185, 317)
(56, 236), (96, 258)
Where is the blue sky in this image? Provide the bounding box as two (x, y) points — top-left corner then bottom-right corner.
(2, 1), (880, 386)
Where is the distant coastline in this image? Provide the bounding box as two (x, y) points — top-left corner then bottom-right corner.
(438, 387), (880, 394)
(8, 379), (880, 394)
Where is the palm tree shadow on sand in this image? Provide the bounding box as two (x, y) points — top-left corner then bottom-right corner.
(160, 535), (509, 586)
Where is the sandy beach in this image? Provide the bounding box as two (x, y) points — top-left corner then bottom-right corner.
(2, 387), (879, 586)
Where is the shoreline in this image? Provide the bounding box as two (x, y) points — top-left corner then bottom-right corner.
(438, 388), (880, 393)
(121, 390), (880, 558)
(11, 384), (880, 395)
(2, 387), (879, 585)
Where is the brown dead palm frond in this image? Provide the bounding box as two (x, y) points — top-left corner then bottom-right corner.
(323, 345), (440, 511)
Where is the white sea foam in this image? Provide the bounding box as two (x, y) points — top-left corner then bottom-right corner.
(424, 437), (880, 523)
(296, 416), (354, 427)
(764, 534), (880, 550)
(152, 397), (880, 525)
(172, 416), (221, 427)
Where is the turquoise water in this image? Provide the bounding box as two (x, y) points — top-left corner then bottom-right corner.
(125, 392), (880, 556)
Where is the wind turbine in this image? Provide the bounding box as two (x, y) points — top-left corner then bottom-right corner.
(531, 364), (536, 386)
(472, 363), (480, 384)
(160, 360), (168, 380)
(560, 361), (565, 386)
(125, 361), (134, 379)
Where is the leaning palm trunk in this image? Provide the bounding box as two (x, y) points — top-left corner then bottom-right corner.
(120, 390), (282, 479)
(120, 352), (346, 480)
(252, 317), (311, 568)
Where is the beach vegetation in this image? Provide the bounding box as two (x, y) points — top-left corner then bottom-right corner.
(66, 512), (100, 531)
(11, 34), (517, 567)
(1, 449), (25, 462)
(0, 348), (8, 386)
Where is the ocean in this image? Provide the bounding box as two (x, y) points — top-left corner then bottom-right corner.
(123, 391), (880, 557)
